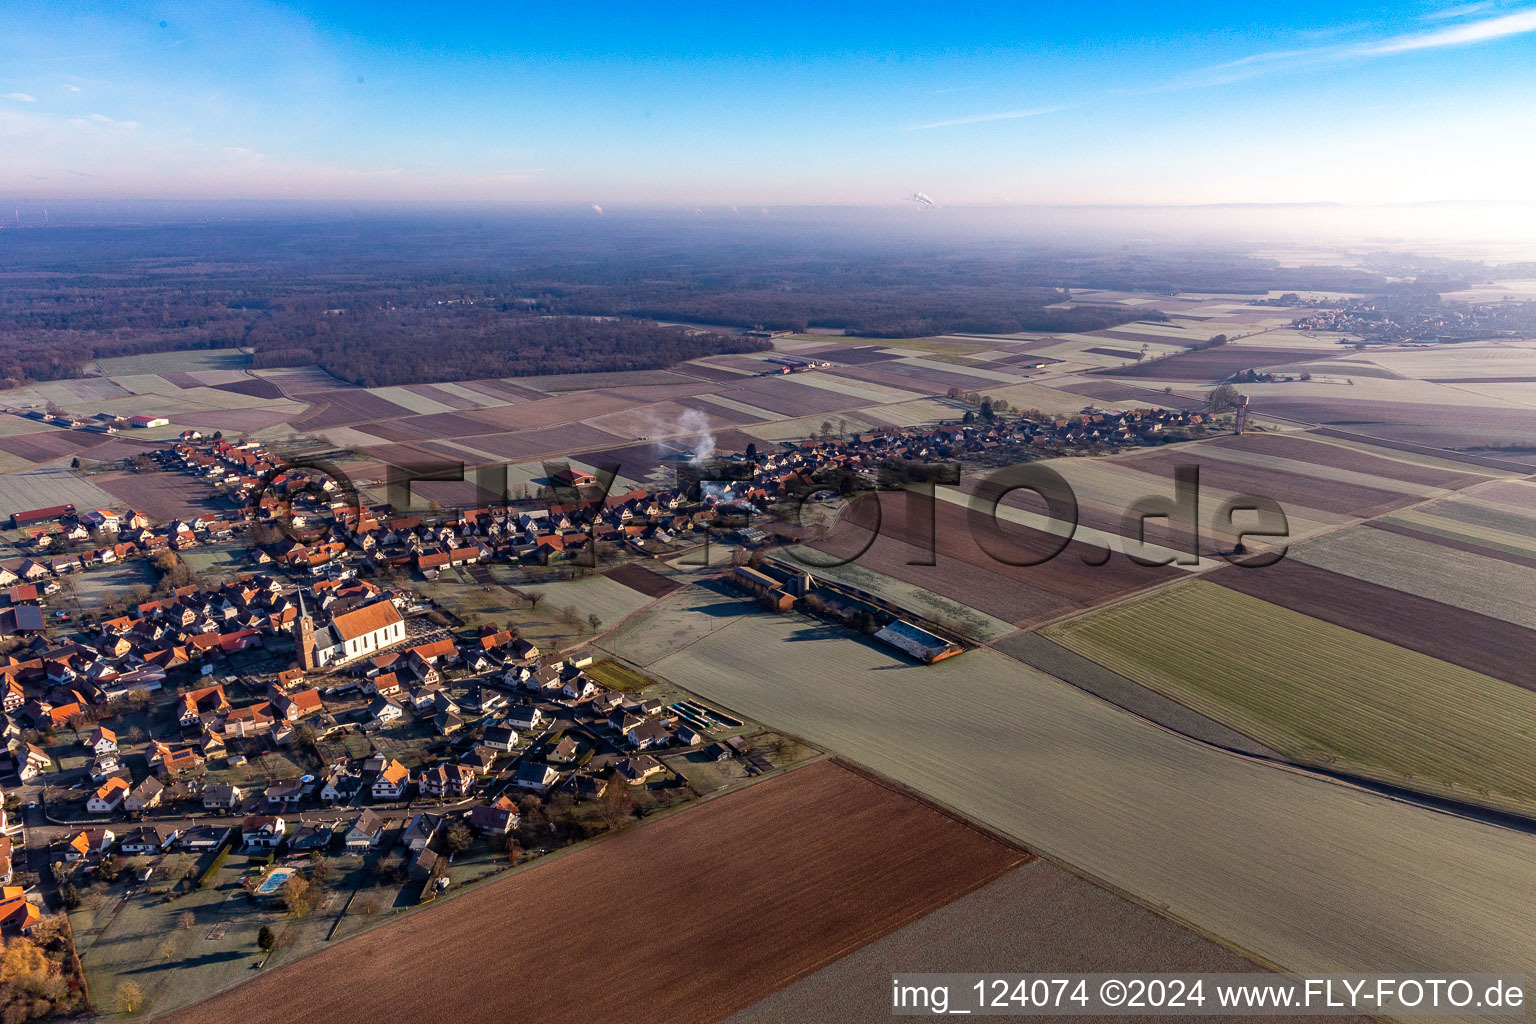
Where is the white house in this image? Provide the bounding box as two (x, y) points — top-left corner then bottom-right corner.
(505, 706), (545, 731)
(242, 815), (286, 849)
(371, 759), (411, 800)
(86, 777), (129, 813)
(367, 695), (404, 729)
(88, 726), (118, 756)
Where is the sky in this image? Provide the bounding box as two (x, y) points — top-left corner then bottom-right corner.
(3, 1), (1536, 208)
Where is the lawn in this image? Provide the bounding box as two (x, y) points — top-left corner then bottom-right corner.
(584, 658), (653, 692)
(414, 563), (605, 651)
(1040, 579), (1536, 818)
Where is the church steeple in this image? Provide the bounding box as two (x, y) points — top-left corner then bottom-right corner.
(293, 588), (317, 673)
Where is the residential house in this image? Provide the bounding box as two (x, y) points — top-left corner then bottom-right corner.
(265, 779), (305, 809)
(372, 759), (411, 800)
(482, 724), (519, 752)
(344, 810), (386, 853)
(417, 763), (476, 799)
(320, 764), (364, 803)
(120, 825), (176, 855)
(400, 812), (441, 853)
(367, 695), (403, 729)
(614, 755), (664, 785)
(467, 795), (520, 835)
(203, 782), (242, 811)
(514, 761), (559, 793)
(123, 777), (165, 813)
(87, 726), (118, 756)
(86, 776), (129, 813)
(241, 814), (286, 850)
(505, 705), (545, 731)
(274, 688), (324, 721)
(176, 825), (232, 852)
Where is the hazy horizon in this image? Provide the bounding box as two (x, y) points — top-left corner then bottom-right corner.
(5, 198), (1536, 258)
(4, 1), (1536, 212)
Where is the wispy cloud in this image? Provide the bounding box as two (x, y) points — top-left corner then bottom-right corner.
(67, 112), (140, 129)
(1360, 7), (1536, 53)
(1422, 1), (1497, 22)
(4, 92), (37, 103)
(907, 105), (1072, 131)
(1185, 7), (1536, 87)
(62, 84), (80, 92)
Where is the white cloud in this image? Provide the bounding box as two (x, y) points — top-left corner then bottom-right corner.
(907, 105), (1071, 131)
(73, 112), (140, 129)
(4, 92), (37, 103)
(62, 84), (80, 92)
(1360, 7), (1536, 53)
(1422, 1), (1497, 21)
(1189, 7), (1536, 86)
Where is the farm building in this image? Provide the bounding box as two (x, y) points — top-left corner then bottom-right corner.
(128, 415), (169, 428)
(728, 565), (796, 611)
(10, 504), (76, 529)
(874, 619), (962, 664)
(0, 606), (45, 637)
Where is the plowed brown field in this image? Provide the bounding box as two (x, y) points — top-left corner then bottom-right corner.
(168, 760), (1025, 1024)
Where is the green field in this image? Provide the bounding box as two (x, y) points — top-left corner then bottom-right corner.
(1041, 579), (1536, 818)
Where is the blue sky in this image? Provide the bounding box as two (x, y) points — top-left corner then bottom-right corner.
(2, 0), (1535, 205)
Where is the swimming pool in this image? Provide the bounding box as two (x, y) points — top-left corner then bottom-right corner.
(255, 866), (296, 896)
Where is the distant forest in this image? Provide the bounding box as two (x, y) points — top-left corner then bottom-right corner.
(0, 211), (1398, 389)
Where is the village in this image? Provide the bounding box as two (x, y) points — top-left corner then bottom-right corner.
(0, 396), (1217, 989)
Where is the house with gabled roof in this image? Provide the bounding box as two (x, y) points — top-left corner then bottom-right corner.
(467, 795), (520, 835)
(87, 776), (130, 813)
(372, 759), (411, 800)
(344, 810), (386, 852)
(515, 761), (559, 793)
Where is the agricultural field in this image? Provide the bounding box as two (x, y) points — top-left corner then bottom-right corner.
(92, 467), (235, 521)
(731, 861), (1366, 1024)
(1289, 522), (1536, 629)
(1097, 345), (1335, 382)
(808, 486), (1186, 628)
(1210, 558), (1536, 688)
(510, 571), (659, 628)
(1040, 579), (1536, 818)
(637, 604), (1536, 1010)
(1196, 430), (1496, 490)
(169, 760), (1025, 1024)
(602, 561), (683, 598)
(413, 563), (615, 648)
(0, 461), (122, 517)
(595, 582), (745, 667)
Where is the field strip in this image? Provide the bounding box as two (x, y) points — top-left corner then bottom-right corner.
(641, 607), (1536, 1016)
(894, 356), (1032, 383)
(1385, 508), (1536, 557)
(785, 372), (919, 404)
(365, 385), (459, 415)
(428, 381), (510, 406)
(689, 392), (782, 420)
(1175, 443), (1450, 498)
(729, 859), (1376, 1024)
(1291, 524), (1536, 630)
(932, 486), (1225, 571)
